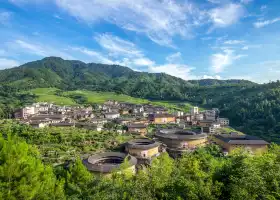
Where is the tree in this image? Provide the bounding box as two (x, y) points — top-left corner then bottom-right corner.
(65, 159), (94, 199)
(0, 134), (65, 200)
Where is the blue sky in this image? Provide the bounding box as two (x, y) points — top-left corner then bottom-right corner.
(0, 0), (280, 83)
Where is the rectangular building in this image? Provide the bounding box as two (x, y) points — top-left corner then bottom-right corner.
(149, 114), (176, 124)
(213, 134), (269, 154)
(218, 118), (230, 126)
(127, 124), (147, 135)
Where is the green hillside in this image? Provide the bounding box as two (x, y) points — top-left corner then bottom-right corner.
(26, 88), (76, 105)
(62, 90), (149, 104)
(0, 57), (256, 101)
(24, 88), (199, 112)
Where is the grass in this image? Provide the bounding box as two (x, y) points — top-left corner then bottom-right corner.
(62, 90), (149, 104)
(25, 88), (77, 105)
(220, 127), (244, 135)
(25, 88), (203, 112)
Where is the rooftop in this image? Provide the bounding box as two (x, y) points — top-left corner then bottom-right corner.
(126, 139), (160, 150)
(214, 134), (269, 145)
(151, 114), (175, 118)
(156, 129), (207, 140)
(83, 152), (137, 173)
(127, 123), (147, 128)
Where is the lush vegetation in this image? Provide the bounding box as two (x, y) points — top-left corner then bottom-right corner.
(184, 81), (280, 143)
(0, 57), (254, 100)
(23, 87), (199, 112)
(0, 120), (134, 165)
(2, 122), (280, 199)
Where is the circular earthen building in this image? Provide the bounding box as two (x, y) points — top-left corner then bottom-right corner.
(155, 129), (207, 157)
(83, 152), (137, 175)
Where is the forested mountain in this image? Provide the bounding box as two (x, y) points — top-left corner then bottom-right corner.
(0, 57), (255, 99)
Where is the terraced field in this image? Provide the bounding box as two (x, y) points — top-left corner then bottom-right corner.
(25, 88), (201, 112)
(25, 88), (76, 105)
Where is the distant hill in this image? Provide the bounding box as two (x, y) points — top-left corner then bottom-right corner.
(188, 79), (255, 86)
(0, 57), (256, 100)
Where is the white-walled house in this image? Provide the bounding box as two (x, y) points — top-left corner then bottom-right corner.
(218, 118), (229, 126)
(104, 112), (120, 119)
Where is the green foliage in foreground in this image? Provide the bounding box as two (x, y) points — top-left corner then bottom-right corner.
(0, 120), (135, 165)
(1, 122), (280, 199)
(0, 134), (65, 200)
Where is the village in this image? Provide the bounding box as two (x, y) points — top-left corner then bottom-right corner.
(14, 100), (269, 175)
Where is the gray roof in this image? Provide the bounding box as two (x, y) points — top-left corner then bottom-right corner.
(214, 134), (269, 145)
(150, 114), (175, 118)
(126, 139), (160, 150)
(156, 129), (207, 140)
(104, 112), (120, 115)
(51, 123), (75, 127)
(127, 123), (147, 128)
(30, 114), (65, 120)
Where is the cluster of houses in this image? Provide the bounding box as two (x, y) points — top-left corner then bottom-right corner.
(14, 102), (229, 135)
(14, 101), (269, 158)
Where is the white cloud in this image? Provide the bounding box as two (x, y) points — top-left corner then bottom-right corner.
(209, 3), (245, 27)
(202, 75), (221, 79)
(0, 58), (20, 69)
(0, 49), (6, 55)
(94, 33), (142, 58)
(224, 40), (245, 45)
(15, 40), (48, 56)
(149, 64), (194, 80)
(207, 0), (221, 4)
(254, 17), (280, 28)
(53, 0), (205, 47)
(201, 37), (213, 41)
(9, 39), (75, 59)
(260, 5), (267, 11)
(133, 58), (154, 66)
(71, 47), (114, 64)
(211, 49), (246, 73)
(147, 52), (196, 80)
(240, 0), (253, 4)
(53, 14), (62, 19)
(166, 52), (182, 63)
(0, 11), (12, 25)
(241, 44), (261, 50)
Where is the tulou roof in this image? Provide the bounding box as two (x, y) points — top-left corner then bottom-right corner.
(155, 129), (207, 140)
(83, 152), (137, 173)
(126, 139), (160, 150)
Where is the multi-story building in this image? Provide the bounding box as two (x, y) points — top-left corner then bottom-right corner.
(155, 129), (207, 158)
(202, 123), (221, 134)
(127, 124), (147, 136)
(104, 112), (120, 119)
(195, 113), (204, 121)
(148, 114), (176, 124)
(190, 107), (199, 115)
(213, 134), (269, 154)
(218, 118), (230, 126)
(14, 106), (37, 119)
(204, 110), (216, 121)
(125, 139), (160, 164)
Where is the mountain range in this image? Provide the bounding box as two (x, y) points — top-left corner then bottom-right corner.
(0, 57), (255, 100)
